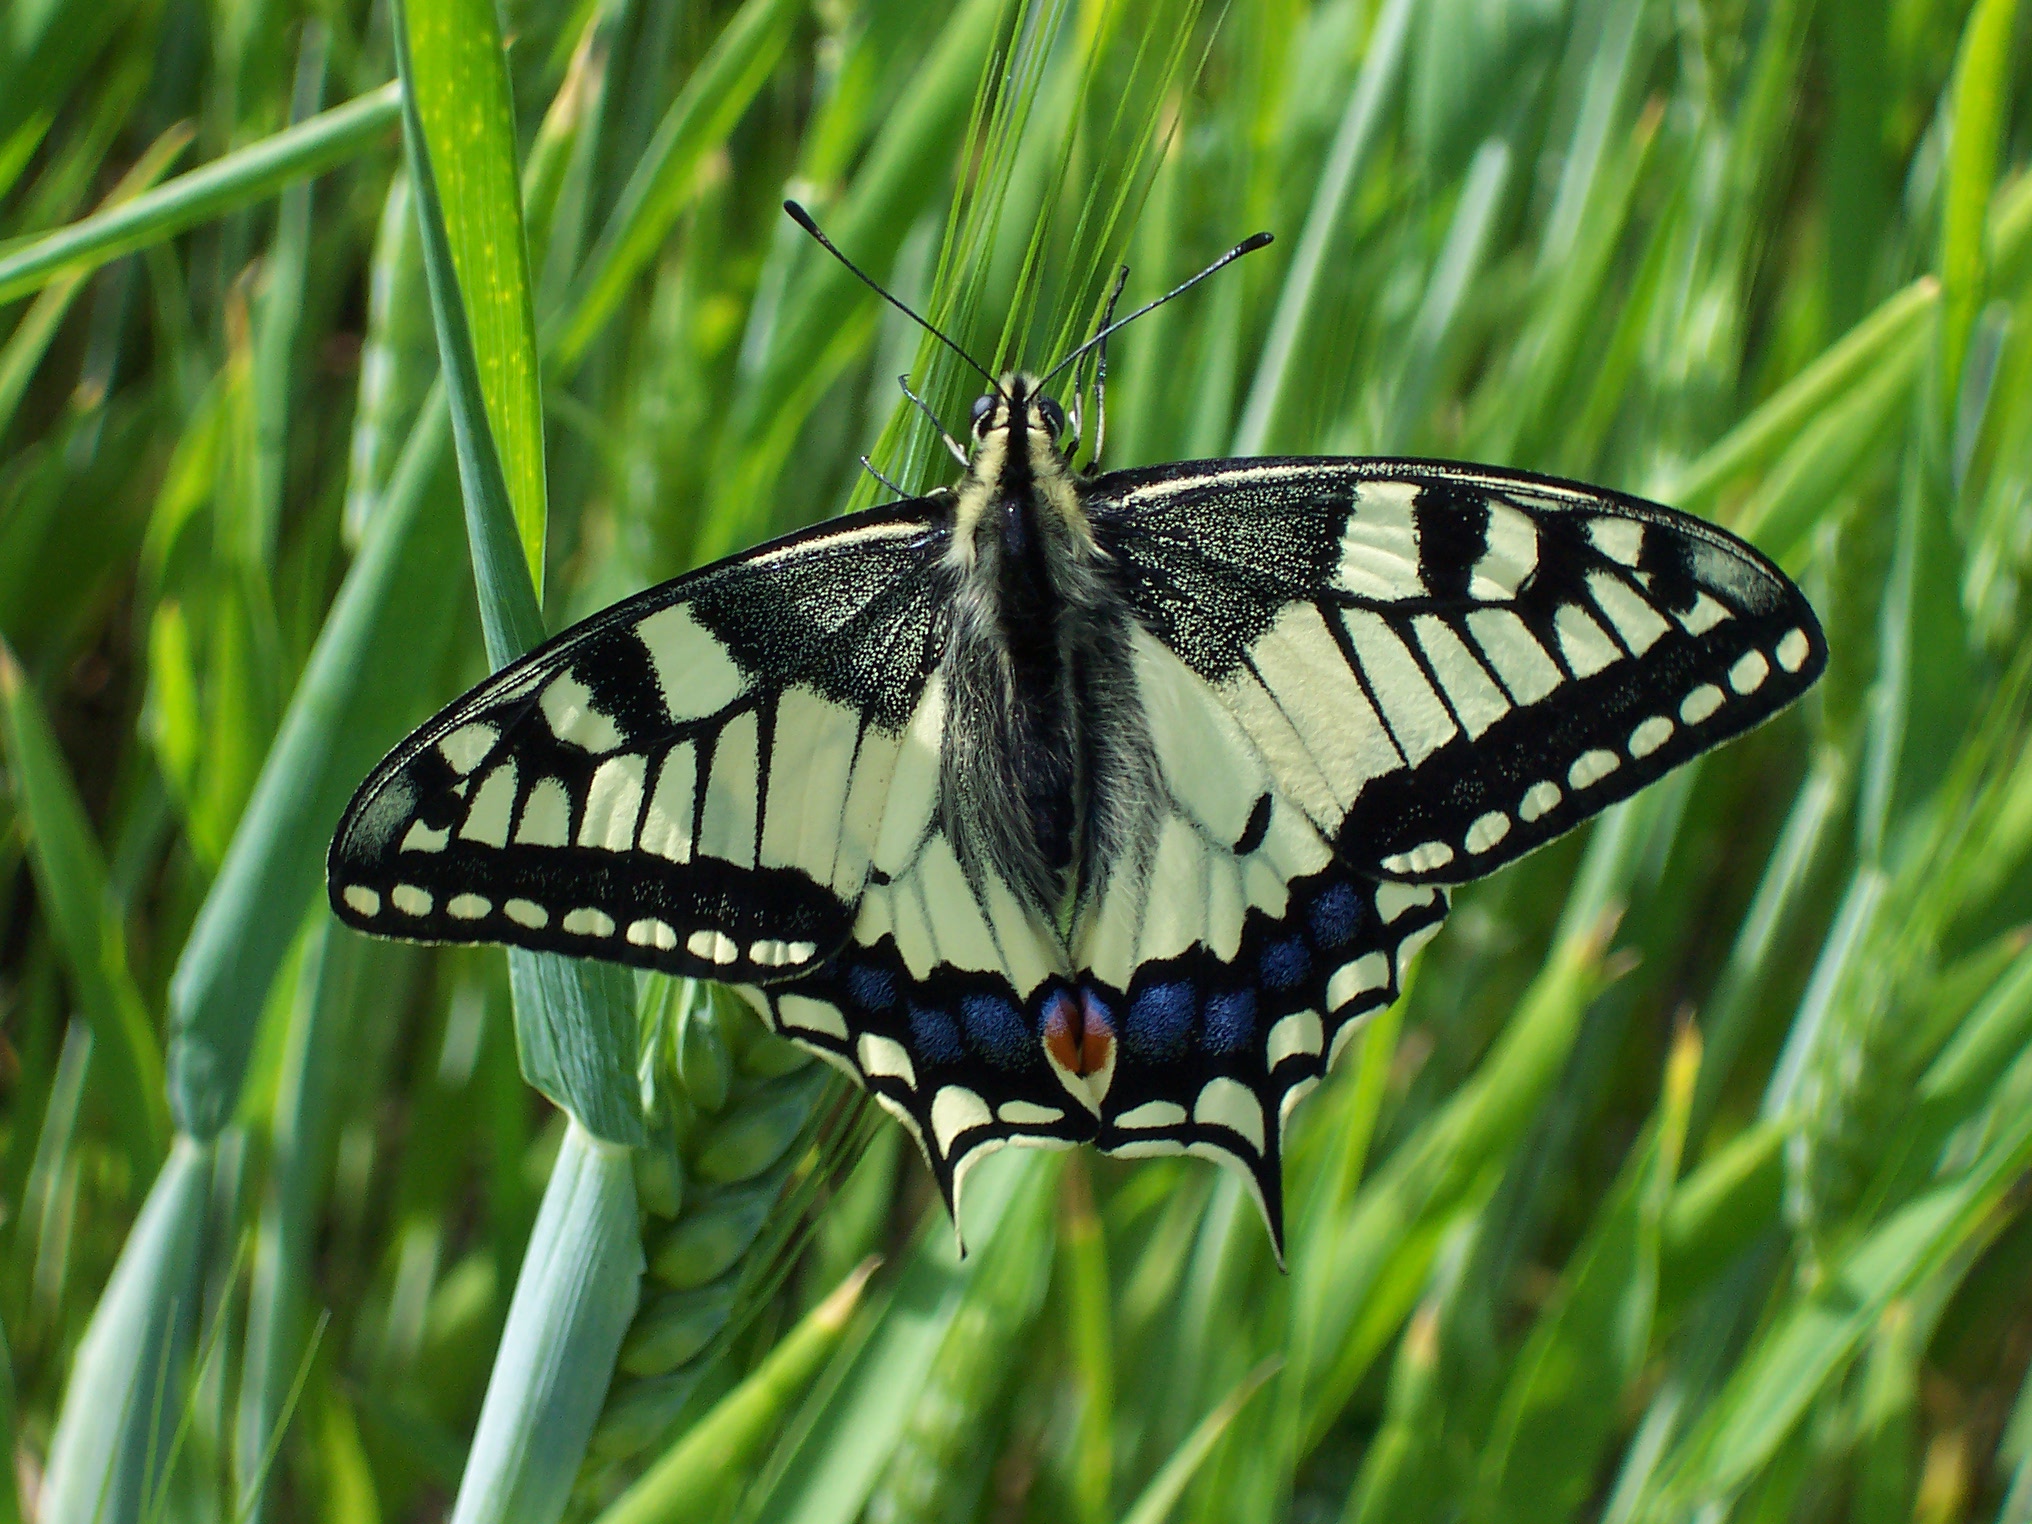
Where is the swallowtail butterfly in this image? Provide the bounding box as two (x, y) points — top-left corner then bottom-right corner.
(329, 210), (1824, 1256)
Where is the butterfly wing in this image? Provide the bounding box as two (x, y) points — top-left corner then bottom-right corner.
(726, 662), (1091, 1222)
(1076, 457), (1823, 1248)
(328, 501), (952, 984)
(1089, 457), (1825, 881)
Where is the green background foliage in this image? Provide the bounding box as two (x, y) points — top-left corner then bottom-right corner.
(2, 0), (2031, 1519)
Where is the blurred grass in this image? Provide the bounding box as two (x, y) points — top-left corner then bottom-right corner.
(2, 0), (2032, 1520)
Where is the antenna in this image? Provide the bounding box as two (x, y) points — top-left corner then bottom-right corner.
(784, 201), (1002, 396)
(1040, 232), (1273, 387)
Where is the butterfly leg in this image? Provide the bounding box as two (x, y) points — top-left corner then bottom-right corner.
(1083, 265), (1130, 474)
(897, 373), (970, 467)
(858, 454), (908, 499)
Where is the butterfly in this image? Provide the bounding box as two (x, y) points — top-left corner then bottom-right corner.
(329, 208), (1824, 1258)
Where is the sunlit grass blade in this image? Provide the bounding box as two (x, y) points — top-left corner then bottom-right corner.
(1231, 0), (1414, 456)
(593, 1259), (876, 1524)
(393, 0), (638, 1142)
(551, 0), (806, 368)
(1935, 0), (2019, 419)
(0, 83), (399, 308)
(400, 0), (546, 605)
(36, 1138), (209, 1524)
(1116, 1360), (1277, 1524)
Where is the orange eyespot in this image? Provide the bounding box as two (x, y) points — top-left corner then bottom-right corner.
(1043, 987), (1115, 1077)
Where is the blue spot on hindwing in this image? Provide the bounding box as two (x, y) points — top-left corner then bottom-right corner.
(847, 964), (896, 1011)
(1127, 981), (1196, 1059)
(961, 992), (1032, 1069)
(1204, 989), (1256, 1053)
(1261, 936), (1311, 990)
(1308, 881), (1362, 947)
(909, 1005), (963, 1065)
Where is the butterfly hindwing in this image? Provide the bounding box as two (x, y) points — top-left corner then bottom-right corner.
(1061, 632), (1450, 1255)
(737, 669), (1088, 1223)
(1090, 457), (1826, 883)
(327, 502), (952, 981)
(1090, 871), (1448, 1258)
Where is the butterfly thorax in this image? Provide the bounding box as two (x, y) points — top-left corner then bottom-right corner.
(942, 375), (1148, 933)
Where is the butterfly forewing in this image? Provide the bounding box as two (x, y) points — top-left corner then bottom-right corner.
(328, 501), (951, 982)
(1089, 457), (1826, 884)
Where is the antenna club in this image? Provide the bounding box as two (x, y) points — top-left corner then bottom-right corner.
(1039, 231), (1277, 386)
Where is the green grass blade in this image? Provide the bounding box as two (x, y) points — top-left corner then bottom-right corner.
(1935, 0), (2020, 418)
(1060, 1161), (1113, 1524)
(400, 0), (547, 601)
(1731, 327), (1928, 557)
(1117, 1360), (1278, 1524)
(0, 83), (399, 308)
(1473, 1026), (1699, 1524)
(0, 1310), (17, 1524)
(1666, 277), (1940, 513)
(741, 1151), (1044, 1524)
(1388, 135), (1511, 444)
(394, 0), (639, 1143)
(166, 394), (468, 1137)
(0, 121), (190, 439)
(551, 0), (805, 369)
(1231, 0), (1414, 456)
(448, 1126), (643, 1524)
(1651, 1085), (2032, 1512)
(244, 28), (327, 575)
(36, 1138), (209, 1524)
(594, 1260), (875, 1524)
(0, 642), (167, 1170)
(14, 6), (2032, 1517)
(692, 0), (1004, 564)
(1299, 903), (1626, 1447)
(233, 920), (365, 1524)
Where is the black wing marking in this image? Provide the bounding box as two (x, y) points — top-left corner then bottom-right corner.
(327, 500), (952, 982)
(1088, 456), (1826, 883)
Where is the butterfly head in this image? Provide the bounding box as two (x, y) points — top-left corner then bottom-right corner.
(967, 372), (1068, 452)
(948, 372), (1093, 571)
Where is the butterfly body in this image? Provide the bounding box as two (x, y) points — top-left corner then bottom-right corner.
(939, 373), (1133, 927)
(330, 371), (1823, 1254)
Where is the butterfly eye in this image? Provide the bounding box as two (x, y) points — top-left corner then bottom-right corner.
(1038, 398), (1066, 438)
(970, 395), (995, 434)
